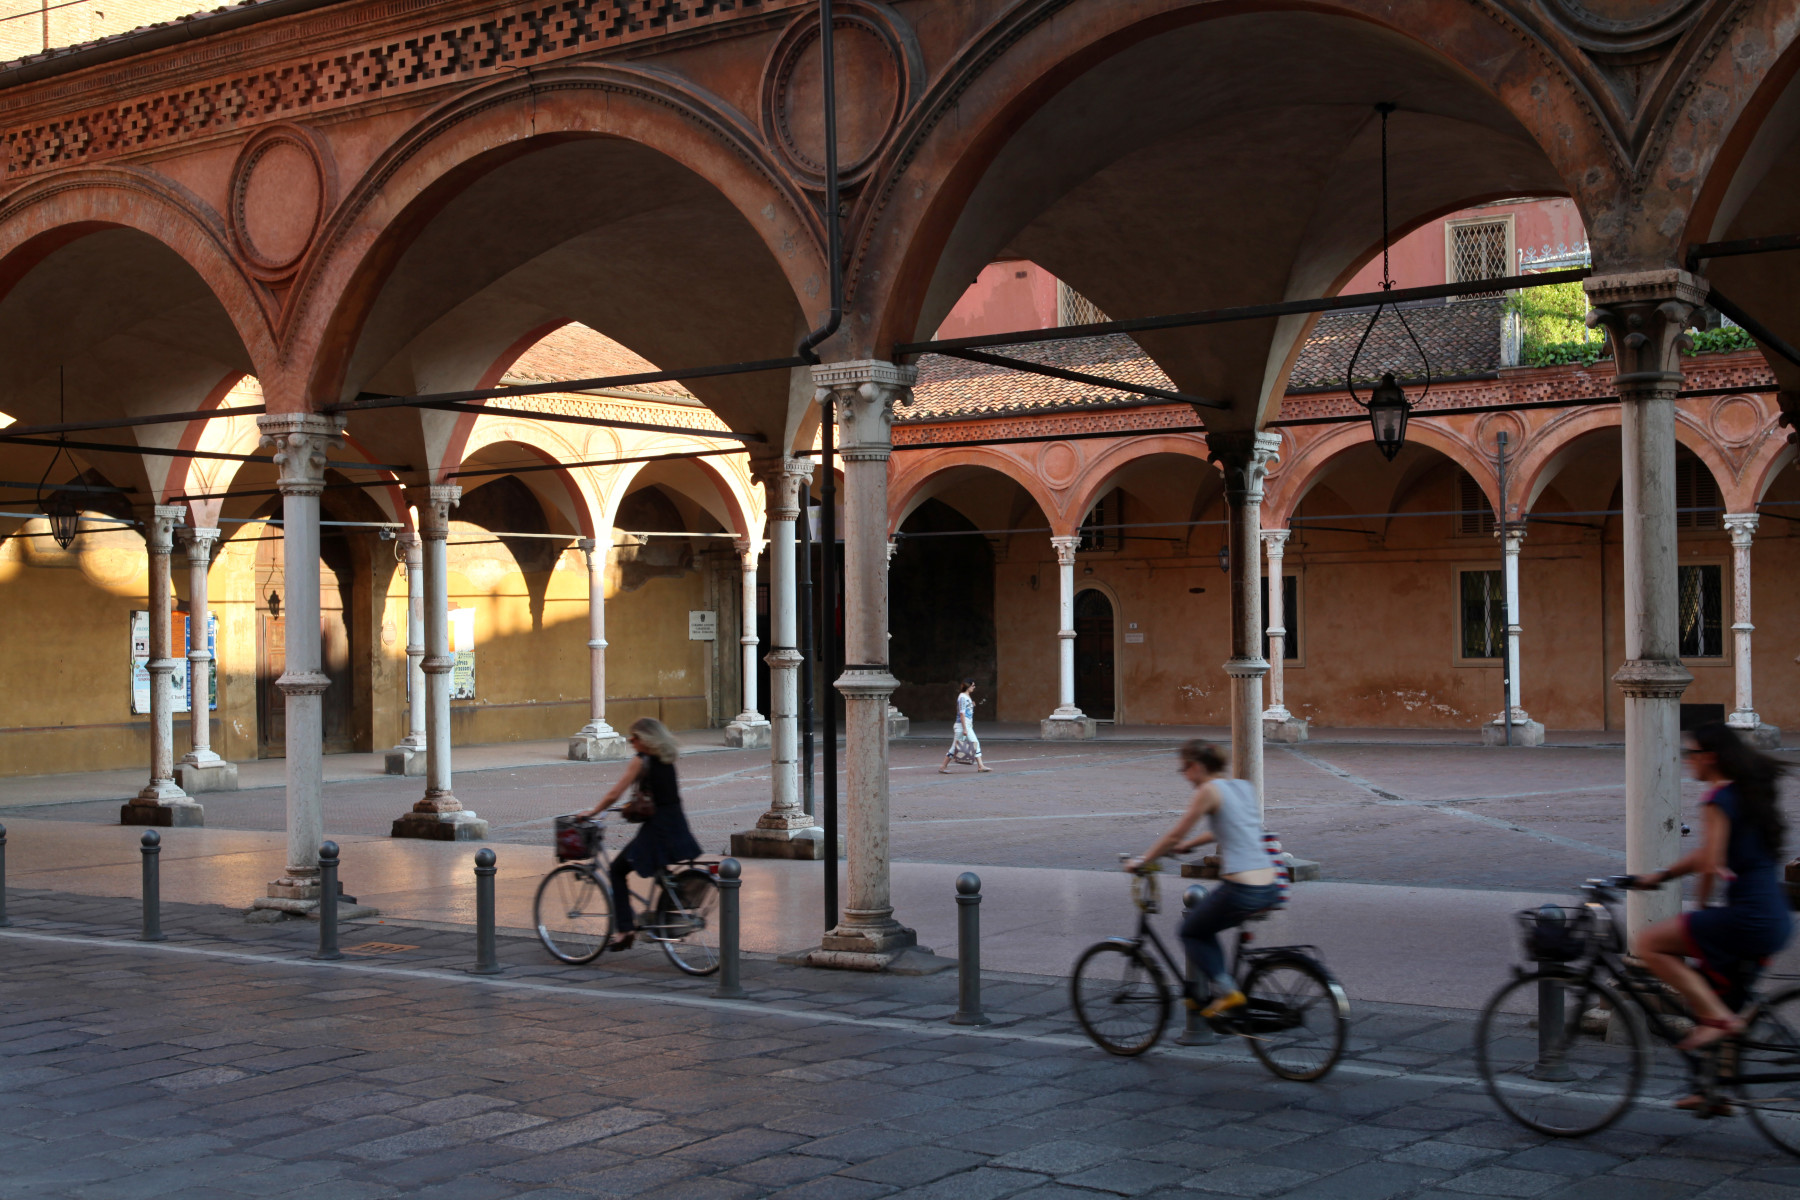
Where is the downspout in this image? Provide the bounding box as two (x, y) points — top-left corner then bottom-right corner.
(795, 0), (841, 364)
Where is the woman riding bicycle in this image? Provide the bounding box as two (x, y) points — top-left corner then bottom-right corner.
(579, 717), (702, 952)
(1632, 721), (1790, 1058)
(1124, 739), (1279, 1020)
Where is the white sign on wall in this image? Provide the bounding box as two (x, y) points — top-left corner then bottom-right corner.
(688, 610), (718, 641)
(449, 607), (477, 700)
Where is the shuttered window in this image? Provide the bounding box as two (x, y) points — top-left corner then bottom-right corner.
(1675, 453), (1720, 530)
(1457, 471), (1496, 537)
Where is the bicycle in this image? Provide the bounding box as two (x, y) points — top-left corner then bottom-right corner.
(1069, 860), (1349, 1081)
(532, 815), (722, 976)
(1474, 874), (1800, 1155)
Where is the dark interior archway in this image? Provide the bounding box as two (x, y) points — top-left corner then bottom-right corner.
(890, 499), (996, 727)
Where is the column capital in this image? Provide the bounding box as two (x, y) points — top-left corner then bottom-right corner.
(256, 414), (342, 496)
(1613, 658), (1694, 699)
(180, 524), (221, 561)
(814, 360), (916, 460)
(1050, 535), (1080, 566)
(1582, 270), (1709, 392)
(146, 505), (185, 552)
(1259, 528), (1290, 554)
(405, 485), (462, 537)
(1208, 431), (1282, 504)
(751, 455), (812, 521)
(1724, 512), (1759, 546)
(1497, 524), (1526, 553)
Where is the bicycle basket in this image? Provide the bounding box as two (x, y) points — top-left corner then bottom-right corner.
(1517, 904), (1594, 963)
(553, 815), (601, 861)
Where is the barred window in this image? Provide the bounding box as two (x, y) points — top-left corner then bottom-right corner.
(1675, 452), (1720, 530)
(1448, 218), (1511, 298)
(1057, 280), (1110, 328)
(1460, 570), (1505, 659)
(1079, 490), (1122, 552)
(1679, 564), (1724, 659)
(1457, 471), (1496, 537)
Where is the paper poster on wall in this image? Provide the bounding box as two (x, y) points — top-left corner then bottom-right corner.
(130, 611), (196, 715)
(449, 607), (476, 700)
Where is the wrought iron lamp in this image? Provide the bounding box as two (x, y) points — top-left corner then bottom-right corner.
(1346, 103), (1430, 463)
(34, 366), (82, 550)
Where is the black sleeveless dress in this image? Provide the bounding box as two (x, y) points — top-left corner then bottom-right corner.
(621, 753), (703, 876)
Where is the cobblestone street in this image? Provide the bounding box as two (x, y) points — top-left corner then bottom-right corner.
(3, 889), (1797, 1200)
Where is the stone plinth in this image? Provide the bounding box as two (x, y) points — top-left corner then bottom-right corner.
(1041, 715), (1098, 740)
(731, 827), (841, 860)
(392, 810), (490, 840)
(887, 707), (910, 739)
(174, 760), (239, 793)
(1482, 719), (1546, 747)
(569, 734), (632, 761)
(1263, 716), (1310, 744)
(120, 800), (205, 827)
(724, 718), (771, 750)
(385, 746), (427, 776)
(1732, 722), (1782, 749)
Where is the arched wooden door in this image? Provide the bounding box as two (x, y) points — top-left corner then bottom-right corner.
(1074, 588), (1116, 721)
(256, 534), (355, 758)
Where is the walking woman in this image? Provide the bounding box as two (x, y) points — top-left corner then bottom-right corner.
(1631, 722), (1791, 1068)
(579, 717), (702, 951)
(941, 679), (992, 773)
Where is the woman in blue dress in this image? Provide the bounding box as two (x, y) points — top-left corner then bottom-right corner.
(1633, 721), (1790, 1064)
(940, 679), (992, 773)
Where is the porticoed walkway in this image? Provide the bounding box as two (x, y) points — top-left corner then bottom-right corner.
(0, 889), (1792, 1200)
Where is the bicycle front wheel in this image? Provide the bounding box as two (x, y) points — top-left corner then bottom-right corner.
(1475, 971), (1645, 1137)
(533, 864), (613, 965)
(1241, 954), (1349, 1081)
(1071, 941), (1170, 1056)
(1736, 985), (1800, 1157)
(655, 869), (721, 977)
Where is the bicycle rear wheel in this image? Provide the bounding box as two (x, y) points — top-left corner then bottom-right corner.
(654, 869), (721, 977)
(533, 864), (613, 965)
(1241, 954), (1349, 1081)
(1071, 941), (1170, 1056)
(1475, 971), (1645, 1137)
(1736, 986), (1800, 1157)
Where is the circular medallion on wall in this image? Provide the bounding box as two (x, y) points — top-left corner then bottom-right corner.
(1709, 395), (1764, 449)
(1475, 412), (1527, 458)
(1543, 0), (1703, 51)
(761, 1), (921, 189)
(1038, 441), (1078, 489)
(229, 125), (334, 279)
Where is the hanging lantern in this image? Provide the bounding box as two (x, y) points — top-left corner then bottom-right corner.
(1216, 543), (1229, 574)
(43, 490), (81, 550)
(1366, 373), (1410, 462)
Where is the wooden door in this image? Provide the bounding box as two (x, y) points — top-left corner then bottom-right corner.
(1074, 589), (1116, 721)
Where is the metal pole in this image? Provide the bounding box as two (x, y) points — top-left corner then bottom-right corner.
(315, 841), (342, 961)
(1498, 430), (1513, 747)
(799, 501), (816, 820)
(714, 858), (746, 999)
(140, 830), (165, 942)
(1532, 907), (1574, 1080)
(472, 848), (501, 975)
(0, 823), (9, 928)
(949, 873), (990, 1025)
(1177, 884), (1217, 1045)
(821, 399), (839, 931)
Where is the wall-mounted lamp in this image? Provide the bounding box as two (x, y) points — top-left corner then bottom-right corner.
(1083, 565), (1094, 576)
(1028, 574), (1038, 590)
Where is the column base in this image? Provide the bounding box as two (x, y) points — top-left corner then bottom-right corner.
(1482, 718), (1546, 747)
(385, 745), (427, 776)
(120, 799), (205, 827)
(250, 895), (381, 920)
(723, 718), (771, 750)
(174, 759), (238, 793)
(1040, 715), (1098, 740)
(569, 733), (632, 761)
(392, 810), (490, 840)
(805, 919), (923, 971)
(730, 826), (839, 860)
(1262, 716), (1310, 744)
(1727, 718), (1782, 749)
(887, 706), (910, 739)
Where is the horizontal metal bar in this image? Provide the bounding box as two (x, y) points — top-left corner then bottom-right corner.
(171, 479), (397, 503)
(1705, 289), (1800, 372)
(0, 404), (267, 439)
(326, 355), (810, 416)
(895, 269), (1590, 356)
(444, 444), (746, 481)
(0, 478), (134, 493)
(1685, 233), (1800, 270)
(932, 347), (1227, 410)
(413, 399), (766, 443)
(889, 424), (1205, 454)
(0, 433), (407, 471)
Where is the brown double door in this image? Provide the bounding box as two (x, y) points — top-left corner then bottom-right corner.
(256, 535), (355, 758)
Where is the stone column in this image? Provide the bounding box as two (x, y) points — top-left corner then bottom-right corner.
(1483, 525), (1547, 746)
(1586, 270), (1706, 935)
(385, 533), (430, 775)
(250, 416), (335, 909)
(812, 360), (920, 969)
(122, 505), (204, 826)
(174, 525), (236, 793)
(1724, 514), (1780, 747)
(724, 537), (771, 749)
(1041, 535), (1097, 739)
(1209, 432), (1280, 815)
(569, 535), (630, 761)
(392, 486), (488, 839)
(1260, 529), (1308, 744)
(732, 459), (821, 858)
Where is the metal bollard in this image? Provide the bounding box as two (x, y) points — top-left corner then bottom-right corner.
(315, 842), (342, 961)
(712, 858), (745, 999)
(949, 872), (991, 1026)
(1531, 906), (1573, 1080)
(472, 848), (501, 975)
(140, 830), (166, 942)
(1176, 884), (1217, 1045)
(0, 822), (10, 928)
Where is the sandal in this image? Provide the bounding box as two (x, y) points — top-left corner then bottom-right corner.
(608, 932), (636, 953)
(1678, 1015), (1744, 1053)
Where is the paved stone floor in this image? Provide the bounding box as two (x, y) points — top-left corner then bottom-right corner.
(4, 890), (1800, 1200)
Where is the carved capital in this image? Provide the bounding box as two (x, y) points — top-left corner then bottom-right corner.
(751, 455), (812, 522)
(1259, 528), (1290, 556)
(146, 504), (185, 555)
(1208, 431), (1281, 506)
(179, 524), (221, 564)
(1583, 270), (1709, 393)
(405, 485), (462, 539)
(1612, 658), (1693, 700)
(1723, 513), (1759, 548)
(815, 359), (916, 459)
(256, 413), (342, 496)
(1050, 535), (1081, 567)
(1497, 526), (1526, 555)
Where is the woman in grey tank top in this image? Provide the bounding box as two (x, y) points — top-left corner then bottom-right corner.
(1124, 739), (1281, 1019)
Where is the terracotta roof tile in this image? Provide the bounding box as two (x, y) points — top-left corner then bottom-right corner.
(501, 324), (696, 400)
(1288, 297), (1504, 389)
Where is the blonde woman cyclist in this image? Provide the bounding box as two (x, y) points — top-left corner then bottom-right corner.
(579, 717), (702, 951)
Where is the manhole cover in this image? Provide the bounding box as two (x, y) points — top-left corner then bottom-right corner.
(342, 941), (418, 956)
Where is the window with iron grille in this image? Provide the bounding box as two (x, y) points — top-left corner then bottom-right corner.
(1079, 490), (1122, 552)
(1459, 569), (1505, 659)
(1457, 471), (1497, 537)
(1057, 280), (1110, 327)
(1447, 217), (1511, 298)
(1675, 452), (1721, 530)
(1679, 564), (1724, 658)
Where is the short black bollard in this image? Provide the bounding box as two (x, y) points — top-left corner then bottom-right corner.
(1177, 884), (1217, 1045)
(140, 830), (165, 943)
(315, 842), (342, 961)
(0, 822), (10, 929)
(949, 872), (991, 1026)
(472, 847), (501, 975)
(1531, 906), (1573, 1080)
(712, 858), (745, 999)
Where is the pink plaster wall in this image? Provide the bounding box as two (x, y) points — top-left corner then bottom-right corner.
(935, 260), (1059, 339)
(1341, 197), (1587, 293)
